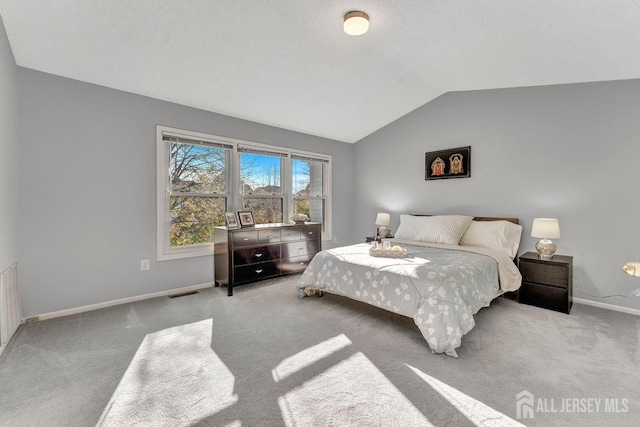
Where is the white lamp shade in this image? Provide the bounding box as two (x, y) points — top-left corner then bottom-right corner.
(531, 218), (561, 239)
(375, 212), (391, 226)
(344, 11), (369, 36)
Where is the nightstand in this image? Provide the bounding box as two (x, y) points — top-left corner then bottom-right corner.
(518, 252), (573, 314)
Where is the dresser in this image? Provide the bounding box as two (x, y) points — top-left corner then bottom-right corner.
(518, 252), (573, 314)
(214, 223), (322, 296)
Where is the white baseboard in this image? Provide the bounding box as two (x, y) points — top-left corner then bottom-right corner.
(573, 297), (640, 317)
(27, 282), (214, 322)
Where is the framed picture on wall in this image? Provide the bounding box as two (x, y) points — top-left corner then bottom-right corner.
(425, 146), (471, 180)
(225, 212), (240, 229)
(238, 211), (255, 227)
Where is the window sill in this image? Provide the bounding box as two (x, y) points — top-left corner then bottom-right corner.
(158, 244), (214, 261)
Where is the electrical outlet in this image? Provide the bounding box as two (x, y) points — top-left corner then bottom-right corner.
(140, 259), (150, 271)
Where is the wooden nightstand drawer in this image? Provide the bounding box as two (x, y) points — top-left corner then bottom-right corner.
(519, 281), (571, 313)
(518, 252), (573, 314)
(520, 261), (569, 288)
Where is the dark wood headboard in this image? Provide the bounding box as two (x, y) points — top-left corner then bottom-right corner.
(411, 214), (519, 225)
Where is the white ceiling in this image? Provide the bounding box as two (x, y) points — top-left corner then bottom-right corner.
(1, 1), (639, 143)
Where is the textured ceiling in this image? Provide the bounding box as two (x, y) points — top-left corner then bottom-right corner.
(1, 1), (639, 143)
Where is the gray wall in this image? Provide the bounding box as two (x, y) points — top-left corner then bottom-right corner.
(354, 80), (640, 311)
(17, 68), (355, 317)
(0, 16), (18, 274)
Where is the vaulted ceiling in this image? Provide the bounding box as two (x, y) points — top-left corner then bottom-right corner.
(1, 1), (639, 143)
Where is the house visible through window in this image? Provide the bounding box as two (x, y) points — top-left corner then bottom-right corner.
(239, 148), (286, 224)
(157, 126), (332, 261)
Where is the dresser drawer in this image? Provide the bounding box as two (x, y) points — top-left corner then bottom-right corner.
(281, 228), (302, 242)
(232, 230), (259, 247)
(519, 281), (571, 313)
(282, 240), (319, 258)
(520, 261), (569, 288)
(233, 245), (281, 266)
(281, 254), (315, 274)
(234, 261), (279, 284)
(258, 229), (281, 244)
(300, 226), (321, 240)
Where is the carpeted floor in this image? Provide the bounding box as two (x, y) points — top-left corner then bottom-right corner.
(1, 275), (639, 426)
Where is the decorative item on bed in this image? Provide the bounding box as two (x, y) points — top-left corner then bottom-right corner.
(297, 214), (523, 358)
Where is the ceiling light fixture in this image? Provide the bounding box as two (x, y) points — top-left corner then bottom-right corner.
(344, 11), (369, 36)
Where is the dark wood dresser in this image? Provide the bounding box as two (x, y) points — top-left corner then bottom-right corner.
(518, 252), (573, 314)
(214, 223), (321, 296)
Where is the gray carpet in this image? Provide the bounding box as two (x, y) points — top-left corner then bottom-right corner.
(0, 275), (638, 426)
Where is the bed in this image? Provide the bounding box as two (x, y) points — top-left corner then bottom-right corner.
(297, 215), (523, 357)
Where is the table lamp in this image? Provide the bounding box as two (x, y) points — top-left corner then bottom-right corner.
(376, 212), (391, 238)
(531, 218), (560, 259)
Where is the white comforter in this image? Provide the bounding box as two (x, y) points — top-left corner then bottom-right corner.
(297, 239), (522, 357)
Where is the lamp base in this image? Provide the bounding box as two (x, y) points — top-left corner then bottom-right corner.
(379, 226), (390, 238)
(535, 239), (556, 259)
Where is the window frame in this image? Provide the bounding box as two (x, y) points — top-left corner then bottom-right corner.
(290, 154), (331, 236)
(238, 149), (286, 224)
(157, 126), (333, 261)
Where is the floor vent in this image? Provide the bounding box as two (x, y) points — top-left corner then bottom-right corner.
(168, 290), (200, 299)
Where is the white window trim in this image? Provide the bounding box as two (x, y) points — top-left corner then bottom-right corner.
(290, 150), (332, 240)
(157, 126), (333, 261)
(156, 126), (235, 261)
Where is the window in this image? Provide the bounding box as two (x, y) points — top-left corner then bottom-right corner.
(292, 155), (329, 232)
(239, 148), (286, 224)
(157, 128), (232, 260)
(157, 126), (332, 260)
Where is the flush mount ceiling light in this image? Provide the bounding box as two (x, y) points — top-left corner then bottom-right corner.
(344, 11), (369, 36)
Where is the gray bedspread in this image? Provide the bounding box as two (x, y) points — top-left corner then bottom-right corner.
(297, 242), (510, 357)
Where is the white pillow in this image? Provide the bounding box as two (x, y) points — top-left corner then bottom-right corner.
(459, 220), (523, 258)
(416, 215), (474, 245)
(394, 214), (430, 240)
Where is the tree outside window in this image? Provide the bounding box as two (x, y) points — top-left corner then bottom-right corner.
(169, 143), (228, 246)
(240, 152), (284, 224)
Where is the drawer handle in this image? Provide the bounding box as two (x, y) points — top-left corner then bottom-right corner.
(255, 269), (263, 274)
(299, 262), (305, 265)
(307, 232), (313, 235)
(243, 238), (250, 241)
(255, 253), (263, 258)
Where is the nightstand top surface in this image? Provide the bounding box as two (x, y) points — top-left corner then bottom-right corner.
(519, 251), (572, 264)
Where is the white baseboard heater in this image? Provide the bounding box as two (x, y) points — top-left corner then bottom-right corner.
(0, 263), (21, 357)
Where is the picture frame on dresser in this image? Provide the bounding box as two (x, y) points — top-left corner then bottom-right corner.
(225, 212), (240, 229)
(238, 211), (255, 227)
